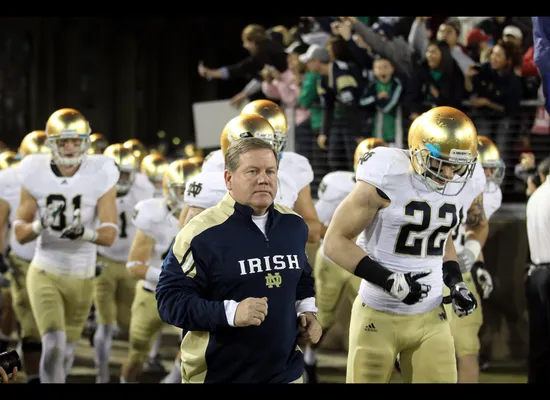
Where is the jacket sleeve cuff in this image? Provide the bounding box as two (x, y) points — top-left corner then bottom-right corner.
(295, 297), (318, 315)
(223, 300), (239, 327)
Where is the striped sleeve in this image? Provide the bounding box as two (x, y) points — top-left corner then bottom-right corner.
(155, 220), (229, 332)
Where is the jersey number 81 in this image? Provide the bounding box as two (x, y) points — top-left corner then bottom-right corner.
(46, 194), (82, 231)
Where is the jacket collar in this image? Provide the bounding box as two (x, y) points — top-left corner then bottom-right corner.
(220, 192), (276, 218)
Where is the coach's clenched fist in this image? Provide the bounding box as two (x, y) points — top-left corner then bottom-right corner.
(234, 297), (269, 327)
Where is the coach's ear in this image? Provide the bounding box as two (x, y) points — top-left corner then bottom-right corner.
(224, 169), (233, 191)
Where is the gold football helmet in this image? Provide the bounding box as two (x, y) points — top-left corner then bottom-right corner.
(45, 108), (92, 166)
(104, 143), (140, 195)
(123, 139), (149, 165)
(141, 153), (170, 188)
(477, 136), (505, 189)
(354, 138), (388, 171)
(187, 156), (204, 170)
(220, 114), (276, 156)
(19, 130), (49, 157)
(409, 106), (478, 195)
(0, 151), (20, 170)
(184, 143), (204, 159)
(163, 159), (199, 212)
(89, 133), (109, 154)
(241, 99), (288, 152)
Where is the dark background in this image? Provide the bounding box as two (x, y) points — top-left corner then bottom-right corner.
(0, 16), (300, 149)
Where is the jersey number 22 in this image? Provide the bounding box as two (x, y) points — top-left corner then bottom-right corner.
(394, 201), (458, 257)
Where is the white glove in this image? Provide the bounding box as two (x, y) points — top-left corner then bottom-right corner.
(457, 240), (482, 273)
(475, 267), (494, 299)
(33, 202), (64, 234)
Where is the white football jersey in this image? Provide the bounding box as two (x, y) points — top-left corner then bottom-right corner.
(451, 162), (486, 253)
(97, 173), (155, 262)
(0, 167), (37, 261)
(315, 171), (355, 227)
(483, 182), (503, 220)
(184, 171), (227, 210)
(132, 197), (179, 291)
(280, 151), (314, 192)
(15, 154), (119, 279)
(355, 147), (463, 315)
(201, 149), (224, 173)
(184, 169), (298, 210)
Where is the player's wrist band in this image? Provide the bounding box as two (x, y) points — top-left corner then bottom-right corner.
(354, 255), (393, 289)
(442, 260), (463, 288)
(80, 228), (98, 243)
(31, 220), (44, 235)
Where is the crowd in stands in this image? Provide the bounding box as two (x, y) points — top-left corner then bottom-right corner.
(197, 16), (550, 201)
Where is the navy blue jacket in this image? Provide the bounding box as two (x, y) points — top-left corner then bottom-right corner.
(156, 193), (315, 383)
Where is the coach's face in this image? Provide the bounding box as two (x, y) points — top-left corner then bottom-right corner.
(225, 148), (278, 215)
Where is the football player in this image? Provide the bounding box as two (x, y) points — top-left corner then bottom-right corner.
(13, 108), (119, 383)
(180, 113), (299, 228)
(141, 153), (170, 199)
(88, 133), (109, 155)
(92, 143), (155, 383)
(120, 159), (193, 383)
(0, 151), (21, 356)
(449, 135), (503, 383)
(324, 106), (479, 383)
(0, 130), (49, 383)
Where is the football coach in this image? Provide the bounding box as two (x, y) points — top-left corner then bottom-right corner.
(156, 137), (322, 383)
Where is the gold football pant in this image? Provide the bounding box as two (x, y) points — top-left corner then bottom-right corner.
(8, 253), (40, 340)
(449, 272), (483, 357)
(93, 254), (138, 330)
(314, 247), (361, 330)
(128, 281), (164, 365)
(26, 264), (95, 343)
(347, 297), (457, 383)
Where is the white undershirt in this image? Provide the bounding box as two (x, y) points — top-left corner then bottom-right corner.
(251, 212), (269, 235)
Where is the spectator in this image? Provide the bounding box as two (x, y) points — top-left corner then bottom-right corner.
(465, 40), (523, 158)
(198, 24), (288, 106)
(341, 16), (417, 81)
(359, 55), (405, 147)
(409, 17), (476, 76)
(403, 40), (465, 122)
(477, 17), (533, 52)
(312, 35), (366, 172)
(465, 28), (494, 64)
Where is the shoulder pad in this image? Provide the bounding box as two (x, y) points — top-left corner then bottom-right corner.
(184, 171), (226, 209)
(281, 152), (314, 191)
(355, 147), (402, 189)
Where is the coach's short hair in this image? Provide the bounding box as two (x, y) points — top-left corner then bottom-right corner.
(224, 138), (279, 173)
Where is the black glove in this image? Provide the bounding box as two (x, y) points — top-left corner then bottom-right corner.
(449, 282), (477, 317)
(383, 270), (432, 305)
(0, 254), (8, 274)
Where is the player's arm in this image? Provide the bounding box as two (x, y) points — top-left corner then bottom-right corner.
(13, 187), (40, 245)
(156, 229), (230, 331)
(294, 185), (321, 243)
(324, 181), (389, 281)
(94, 186), (118, 246)
(458, 193), (489, 272)
(178, 205), (205, 229)
(126, 229), (156, 281)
